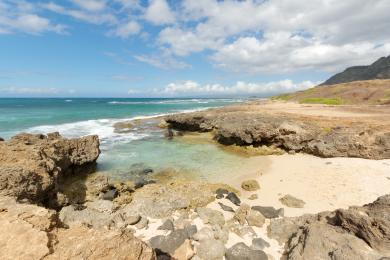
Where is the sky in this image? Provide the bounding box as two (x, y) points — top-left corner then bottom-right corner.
(0, 0), (389, 98)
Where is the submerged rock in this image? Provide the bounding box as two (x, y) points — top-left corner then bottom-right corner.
(279, 194), (305, 208)
(113, 121), (134, 133)
(241, 180), (260, 191)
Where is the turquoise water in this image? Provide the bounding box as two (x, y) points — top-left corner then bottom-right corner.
(1, 98), (248, 180)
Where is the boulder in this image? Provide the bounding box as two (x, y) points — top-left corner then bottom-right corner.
(226, 192), (241, 206)
(0, 133), (100, 205)
(251, 206), (284, 219)
(196, 207), (225, 226)
(241, 180), (260, 191)
(225, 242), (268, 260)
(196, 239), (225, 260)
(149, 229), (189, 254)
(279, 194), (305, 208)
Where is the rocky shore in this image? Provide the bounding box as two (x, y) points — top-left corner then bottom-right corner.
(1, 131), (389, 259)
(165, 101), (390, 159)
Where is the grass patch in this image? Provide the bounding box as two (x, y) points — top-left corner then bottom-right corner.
(299, 97), (344, 105)
(272, 93), (293, 101)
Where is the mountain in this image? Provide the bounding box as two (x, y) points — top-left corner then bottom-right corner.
(321, 55), (390, 85)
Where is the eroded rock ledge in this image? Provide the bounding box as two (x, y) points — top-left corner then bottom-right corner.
(165, 108), (390, 159)
(0, 133), (100, 206)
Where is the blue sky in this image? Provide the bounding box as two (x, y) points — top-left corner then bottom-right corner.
(0, 0), (389, 97)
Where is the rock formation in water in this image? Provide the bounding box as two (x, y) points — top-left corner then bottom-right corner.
(322, 55), (390, 85)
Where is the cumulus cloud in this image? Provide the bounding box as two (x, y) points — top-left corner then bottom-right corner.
(158, 80), (316, 97)
(144, 0), (175, 25)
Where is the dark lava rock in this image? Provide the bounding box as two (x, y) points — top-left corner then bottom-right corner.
(218, 202), (235, 213)
(0, 137), (4, 141)
(149, 229), (188, 254)
(226, 192), (241, 206)
(251, 238), (270, 250)
(102, 189), (118, 201)
(157, 219), (174, 231)
(251, 206), (284, 218)
(225, 242), (268, 260)
(216, 188), (229, 196)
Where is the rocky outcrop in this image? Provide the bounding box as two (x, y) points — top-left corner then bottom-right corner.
(0, 133), (100, 205)
(0, 196), (155, 260)
(322, 55), (390, 85)
(165, 110), (390, 159)
(268, 194), (390, 259)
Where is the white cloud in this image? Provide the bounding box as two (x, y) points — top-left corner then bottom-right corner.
(110, 21), (140, 38)
(144, 0), (175, 25)
(71, 0), (107, 12)
(159, 79), (316, 97)
(134, 54), (190, 69)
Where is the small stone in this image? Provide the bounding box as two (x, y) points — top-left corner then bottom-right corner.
(216, 194), (224, 199)
(196, 208), (225, 227)
(101, 189), (118, 201)
(215, 188), (229, 197)
(248, 194), (258, 200)
(125, 214), (141, 225)
(226, 192), (241, 206)
(241, 180), (260, 191)
(158, 219), (175, 231)
(251, 238), (270, 250)
(246, 210), (265, 227)
(196, 239), (225, 260)
(279, 194), (305, 208)
(251, 206), (284, 218)
(234, 203), (250, 225)
(226, 242), (268, 260)
(218, 202), (235, 213)
(135, 216), (148, 229)
(0, 137), (4, 141)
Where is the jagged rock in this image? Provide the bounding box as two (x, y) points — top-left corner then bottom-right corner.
(226, 192), (241, 206)
(225, 242), (268, 260)
(48, 225), (155, 260)
(196, 239), (225, 260)
(246, 210), (265, 227)
(279, 194), (305, 208)
(268, 195), (390, 259)
(251, 238), (270, 250)
(0, 133), (100, 205)
(196, 207), (225, 226)
(234, 203), (250, 225)
(218, 202), (235, 212)
(241, 180), (260, 191)
(158, 219), (175, 231)
(149, 229), (189, 254)
(251, 206), (284, 219)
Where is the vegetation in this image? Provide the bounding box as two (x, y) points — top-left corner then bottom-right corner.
(299, 97), (344, 105)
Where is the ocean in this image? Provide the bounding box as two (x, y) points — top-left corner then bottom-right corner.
(0, 98), (253, 181)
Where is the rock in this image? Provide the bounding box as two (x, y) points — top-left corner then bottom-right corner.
(0, 137), (4, 141)
(248, 194), (258, 200)
(158, 119), (169, 129)
(251, 238), (270, 250)
(184, 224), (198, 239)
(216, 188), (229, 197)
(234, 203), (250, 225)
(246, 210), (265, 227)
(218, 202), (235, 212)
(48, 225), (155, 260)
(164, 128), (174, 140)
(225, 242), (268, 260)
(279, 194), (305, 208)
(212, 224), (229, 243)
(158, 219), (175, 231)
(226, 192), (241, 206)
(113, 121), (134, 133)
(84, 199), (115, 213)
(196, 207), (225, 226)
(172, 239), (194, 260)
(0, 133), (100, 205)
(102, 188), (118, 201)
(124, 213), (141, 225)
(135, 216), (149, 229)
(193, 227), (214, 241)
(134, 178), (156, 189)
(196, 239), (225, 260)
(267, 195), (390, 259)
(251, 206), (284, 218)
(216, 193), (224, 199)
(241, 180), (260, 191)
(150, 229), (188, 254)
(59, 204), (112, 228)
